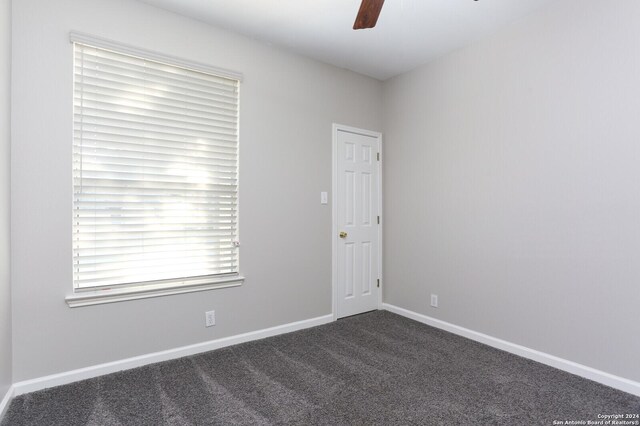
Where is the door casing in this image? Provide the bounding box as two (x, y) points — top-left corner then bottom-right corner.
(332, 123), (383, 320)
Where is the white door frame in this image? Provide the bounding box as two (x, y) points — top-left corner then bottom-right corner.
(332, 123), (383, 321)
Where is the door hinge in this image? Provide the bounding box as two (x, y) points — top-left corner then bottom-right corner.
(377, 152), (380, 161)
(377, 279), (380, 288)
(377, 216), (380, 224)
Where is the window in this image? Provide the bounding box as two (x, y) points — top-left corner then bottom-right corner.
(70, 33), (242, 302)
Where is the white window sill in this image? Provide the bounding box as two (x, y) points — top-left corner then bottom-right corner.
(65, 275), (245, 308)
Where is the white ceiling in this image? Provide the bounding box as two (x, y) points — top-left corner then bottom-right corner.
(138, 0), (554, 80)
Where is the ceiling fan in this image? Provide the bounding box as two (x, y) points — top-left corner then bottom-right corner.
(353, 0), (385, 30)
(353, 0), (479, 30)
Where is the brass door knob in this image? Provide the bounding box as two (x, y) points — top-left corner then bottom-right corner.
(339, 231), (348, 239)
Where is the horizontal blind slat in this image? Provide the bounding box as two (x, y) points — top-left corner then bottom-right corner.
(73, 230), (236, 241)
(73, 53), (239, 98)
(76, 270), (237, 288)
(76, 251), (237, 266)
(75, 85), (237, 119)
(75, 47), (238, 92)
(74, 99), (237, 129)
(74, 139), (238, 160)
(74, 81), (237, 115)
(77, 266), (238, 282)
(74, 45), (239, 87)
(73, 186), (237, 198)
(74, 70), (239, 105)
(74, 112), (238, 139)
(75, 237), (236, 249)
(74, 123), (238, 146)
(75, 153), (238, 171)
(74, 127), (237, 150)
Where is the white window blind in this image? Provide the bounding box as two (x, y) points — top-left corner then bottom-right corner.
(73, 40), (240, 290)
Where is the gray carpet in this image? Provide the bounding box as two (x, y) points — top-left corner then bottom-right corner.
(3, 311), (639, 425)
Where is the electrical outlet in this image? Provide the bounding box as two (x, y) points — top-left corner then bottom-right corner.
(430, 294), (439, 308)
(205, 310), (216, 327)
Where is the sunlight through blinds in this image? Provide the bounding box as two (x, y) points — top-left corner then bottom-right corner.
(73, 41), (239, 289)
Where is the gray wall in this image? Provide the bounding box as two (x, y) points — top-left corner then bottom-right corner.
(0, 0), (12, 400)
(11, 0), (382, 381)
(383, 0), (640, 382)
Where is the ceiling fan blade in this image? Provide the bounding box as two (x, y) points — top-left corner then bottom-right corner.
(353, 0), (385, 30)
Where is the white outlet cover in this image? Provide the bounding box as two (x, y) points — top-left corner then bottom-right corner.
(205, 310), (216, 327)
(430, 294), (439, 308)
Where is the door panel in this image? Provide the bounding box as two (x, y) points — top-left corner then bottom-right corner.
(336, 129), (380, 318)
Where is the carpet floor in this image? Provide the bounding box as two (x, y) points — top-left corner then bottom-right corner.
(3, 310), (639, 425)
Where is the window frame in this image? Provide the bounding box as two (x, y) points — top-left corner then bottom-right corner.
(66, 32), (244, 307)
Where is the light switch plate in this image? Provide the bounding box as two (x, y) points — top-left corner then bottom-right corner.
(205, 310), (215, 327)
(430, 294), (439, 308)
(321, 192), (328, 204)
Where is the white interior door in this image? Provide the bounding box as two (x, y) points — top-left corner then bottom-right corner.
(334, 126), (381, 319)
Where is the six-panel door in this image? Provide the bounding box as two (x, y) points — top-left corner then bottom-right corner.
(336, 129), (380, 318)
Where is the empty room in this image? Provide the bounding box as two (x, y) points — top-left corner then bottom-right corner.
(1, 0), (639, 424)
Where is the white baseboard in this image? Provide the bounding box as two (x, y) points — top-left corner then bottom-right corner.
(382, 303), (640, 397)
(10, 306), (640, 400)
(0, 385), (14, 422)
(13, 314), (333, 396)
